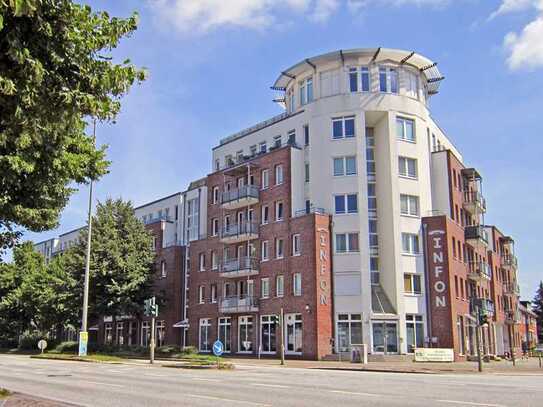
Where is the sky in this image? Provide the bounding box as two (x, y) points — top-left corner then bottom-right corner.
(21, 0), (543, 299)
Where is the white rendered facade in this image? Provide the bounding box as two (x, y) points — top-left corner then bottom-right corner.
(211, 48), (463, 354)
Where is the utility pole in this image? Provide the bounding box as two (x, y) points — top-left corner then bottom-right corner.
(150, 313), (156, 364)
(280, 307), (285, 366)
(79, 119), (96, 357)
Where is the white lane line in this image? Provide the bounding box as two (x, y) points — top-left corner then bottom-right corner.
(437, 400), (506, 407)
(192, 377), (220, 382)
(144, 373), (172, 377)
(251, 383), (291, 389)
(85, 381), (125, 388)
(186, 393), (271, 406)
(329, 390), (380, 397)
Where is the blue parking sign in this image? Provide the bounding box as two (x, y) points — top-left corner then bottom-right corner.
(213, 340), (224, 356)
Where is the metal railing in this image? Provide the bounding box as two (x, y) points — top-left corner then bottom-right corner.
(470, 297), (495, 316)
(501, 254), (518, 268)
(144, 214), (172, 225)
(465, 225), (489, 244)
(463, 190), (486, 211)
(221, 185), (259, 205)
(505, 309), (521, 324)
(468, 260), (492, 279)
(221, 222), (259, 239)
(220, 257), (259, 274)
(218, 295), (259, 313)
(294, 207), (328, 218)
(503, 282), (520, 296)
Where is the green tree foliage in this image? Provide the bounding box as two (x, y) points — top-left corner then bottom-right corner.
(0, 242), (76, 342)
(0, 0), (146, 256)
(62, 198), (155, 323)
(532, 281), (543, 342)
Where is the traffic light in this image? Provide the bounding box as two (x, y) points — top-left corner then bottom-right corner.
(272, 315), (280, 325)
(144, 299), (151, 316)
(144, 297), (159, 317)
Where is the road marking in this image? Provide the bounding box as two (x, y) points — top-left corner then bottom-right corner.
(437, 400), (506, 407)
(144, 373), (171, 377)
(186, 393), (271, 406)
(85, 381), (125, 388)
(329, 390), (379, 397)
(192, 377), (220, 382)
(251, 383), (291, 389)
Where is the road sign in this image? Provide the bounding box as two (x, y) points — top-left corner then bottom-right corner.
(37, 339), (47, 353)
(213, 340), (224, 356)
(78, 331), (88, 356)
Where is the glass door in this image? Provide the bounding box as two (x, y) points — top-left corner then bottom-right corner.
(372, 321), (399, 354)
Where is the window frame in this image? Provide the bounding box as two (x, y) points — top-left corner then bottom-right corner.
(398, 156), (418, 179)
(400, 194), (420, 217)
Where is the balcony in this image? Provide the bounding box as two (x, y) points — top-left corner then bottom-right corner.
(219, 296), (259, 314)
(467, 260), (492, 282)
(219, 257), (259, 278)
(501, 254), (518, 269)
(221, 185), (259, 210)
(505, 309), (521, 325)
(220, 222), (259, 244)
(463, 190), (486, 215)
(503, 282), (520, 297)
(465, 225), (488, 249)
(470, 298), (495, 317)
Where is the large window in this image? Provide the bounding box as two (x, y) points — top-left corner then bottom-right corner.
(402, 233), (420, 254)
(337, 314), (363, 352)
(333, 156), (357, 176)
(332, 116), (355, 139)
(199, 318), (211, 352)
(261, 315), (277, 353)
(379, 67), (399, 94)
(335, 233), (359, 253)
(404, 273), (422, 295)
(400, 194), (419, 216)
(399, 157), (417, 179)
(335, 194), (358, 214)
(406, 315), (424, 353)
(218, 317), (231, 353)
(186, 198), (199, 241)
(397, 117), (415, 142)
(285, 313), (303, 354)
(348, 67), (370, 93)
(238, 316), (254, 352)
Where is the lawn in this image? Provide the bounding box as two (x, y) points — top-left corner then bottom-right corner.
(31, 353), (124, 363)
(0, 388), (12, 399)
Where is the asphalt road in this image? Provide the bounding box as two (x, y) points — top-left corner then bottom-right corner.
(0, 355), (541, 407)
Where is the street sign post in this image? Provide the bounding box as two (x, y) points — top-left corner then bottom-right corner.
(37, 339), (47, 354)
(78, 331), (88, 356)
(144, 297), (158, 364)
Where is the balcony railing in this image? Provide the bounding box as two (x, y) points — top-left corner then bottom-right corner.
(505, 309), (521, 324)
(219, 257), (259, 278)
(220, 222), (259, 243)
(501, 254), (518, 269)
(465, 225), (488, 247)
(503, 282), (520, 296)
(294, 207), (327, 218)
(463, 190), (486, 214)
(468, 260), (492, 281)
(144, 214), (172, 225)
(221, 185), (259, 208)
(470, 298), (495, 317)
(218, 295), (259, 314)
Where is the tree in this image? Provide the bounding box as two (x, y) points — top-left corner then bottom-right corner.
(532, 281), (543, 342)
(62, 198), (155, 323)
(0, 0), (146, 257)
(0, 242), (76, 343)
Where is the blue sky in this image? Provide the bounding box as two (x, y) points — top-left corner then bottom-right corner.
(23, 0), (543, 298)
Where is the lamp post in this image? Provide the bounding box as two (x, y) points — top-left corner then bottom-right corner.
(79, 119), (96, 356)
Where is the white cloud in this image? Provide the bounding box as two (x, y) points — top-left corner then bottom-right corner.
(347, 0), (449, 10)
(310, 0), (340, 22)
(491, 0), (543, 70)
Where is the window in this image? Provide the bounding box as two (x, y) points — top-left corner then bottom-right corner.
(406, 315), (424, 353)
(287, 129), (296, 145)
(275, 238), (284, 259)
(292, 234), (301, 256)
(333, 156), (357, 176)
(299, 76), (313, 105)
(238, 316), (254, 352)
(332, 116), (355, 139)
(305, 163), (310, 182)
(303, 125), (309, 146)
(261, 240), (269, 261)
(287, 87), (295, 113)
(348, 67), (370, 92)
(276, 275), (284, 297)
(399, 157), (417, 179)
(199, 318), (211, 352)
(261, 278), (270, 299)
(261, 169), (269, 189)
(335, 233), (359, 253)
(198, 253), (205, 271)
(198, 285), (205, 304)
(211, 284), (217, 303)
(368, 219), (378, 247)
(259, 141), (267, 154)
(275, 201), (284, 221)
(404, 274), (422, 295)
(160, 260), (166, 278)
(370, 257), (379, 285)
(405, 71), (419, 99)
(151, 236), (157, 252)
(379, 66), (399, 94)
(275, 165), (283, 185)
(397, 117), (415, 142)
(293, 273), (302, 296)
(141, 321), (150, 347)
(212, 218), (219, 236)
(337, 314), (363, 352)
(212, 186), (219, 204)
(261, 315), (277, 353)
(400, 194), (419, 216)
(186, 198), (199, 241)
(273, 135), (281, 149)
(402, 233), (420, 254)
(156, 320), (165, 347)
(334, 194), (358, 214)
(211, 251), (218, 270)
(261, 205), (269, 225)
(218, 317), (231, 353)
(104, 323), (112, 344)
(250, 145), (257, 156)
(285, 313), (303, 354)
(215, 159), (220, 171)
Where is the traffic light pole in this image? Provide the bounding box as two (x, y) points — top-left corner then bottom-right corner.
(475, 319), (483, 373)
(150, 315), (156, 364)
(280, 307), (285, 366)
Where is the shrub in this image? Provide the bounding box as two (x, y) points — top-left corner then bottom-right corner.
(156, 345), (182, 355)
(53, 341), (78, 354)
(18, 333), (47, 350)
(180, 346), (198, 355)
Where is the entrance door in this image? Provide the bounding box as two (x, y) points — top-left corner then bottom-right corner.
(285, 314), (303, 355)
(372, 321), (399, 354)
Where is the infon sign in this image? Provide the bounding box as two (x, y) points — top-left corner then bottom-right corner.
(429, 229), (447, 308)
(318, 228), (329, 306)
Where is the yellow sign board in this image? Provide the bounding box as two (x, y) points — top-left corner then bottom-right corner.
(414, 348), (454, 362)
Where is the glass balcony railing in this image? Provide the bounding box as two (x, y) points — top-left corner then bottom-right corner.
(470, 297), (495, 317)
(503, 282), (520, 296)
(218, 295), (259, 313)
(501, 254), (518, 269)
(468, 260), (492, 280)
(465, 225), (489, 246)
(220, 257), (259, 275)
(221, 185), (259, 206)
(463, 190), (486, 213)
(221, 222), (259, 240)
